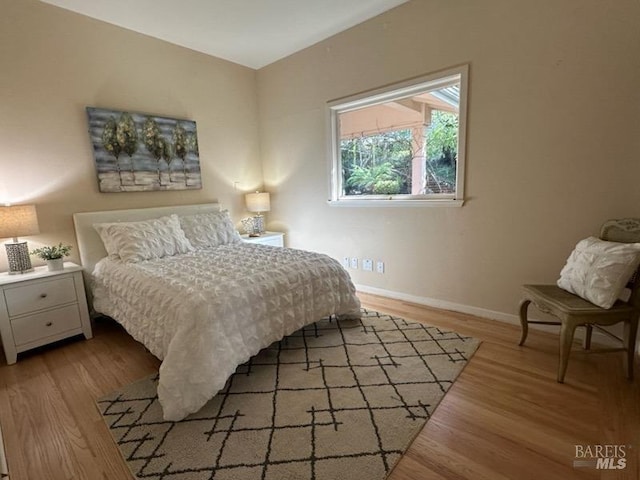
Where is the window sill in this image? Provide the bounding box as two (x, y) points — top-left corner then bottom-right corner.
(327, 198), (464, 208)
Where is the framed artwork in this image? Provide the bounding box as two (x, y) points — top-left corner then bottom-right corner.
(86, 107), (202, 192)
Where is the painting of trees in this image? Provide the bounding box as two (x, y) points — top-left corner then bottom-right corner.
(142, 117), (173, 185)
(116, 112), (139, 184)
(172, 122), (188, 184)
(87, 107), (202, 192)
(101, 117), (123, 184)
(187, 132), (199, 156)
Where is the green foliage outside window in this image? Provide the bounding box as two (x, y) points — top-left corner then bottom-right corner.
(340, 110), (458, 196)
(426, 110), (458, 194)
(341, 130), (412, 195)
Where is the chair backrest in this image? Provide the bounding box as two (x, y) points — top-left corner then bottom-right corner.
(600, 218), (640, 307)
(601, 218), (640, 244)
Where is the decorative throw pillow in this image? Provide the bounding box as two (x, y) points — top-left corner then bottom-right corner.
(179, 210), (242, 248)
(557, 236), (640, 309)
(93, 214), (193, 263)
(93, 223), (121, 258)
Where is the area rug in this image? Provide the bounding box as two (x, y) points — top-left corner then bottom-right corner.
(97, 309), (480, 480)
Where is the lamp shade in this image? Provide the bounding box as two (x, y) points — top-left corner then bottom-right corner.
(245, 192), (271, 213)
(0, 205), (40, 239)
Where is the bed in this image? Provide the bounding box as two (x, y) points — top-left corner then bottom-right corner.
(73, 203), (361, 421)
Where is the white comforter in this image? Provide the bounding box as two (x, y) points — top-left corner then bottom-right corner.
(92, 243), (361, 421)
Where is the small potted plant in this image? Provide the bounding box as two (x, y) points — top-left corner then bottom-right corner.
(30, 243), (72, 271)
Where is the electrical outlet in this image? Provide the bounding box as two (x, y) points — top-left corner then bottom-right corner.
(350, 257), (358, 269)
(342, 256), (350, 268)
(363, 259), (373, 272)
(376, 261), (384, 274)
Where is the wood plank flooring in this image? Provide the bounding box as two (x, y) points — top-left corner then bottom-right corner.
(0, 293), (637, 480)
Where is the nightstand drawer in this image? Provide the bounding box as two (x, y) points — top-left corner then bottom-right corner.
(241, 232), (285, 247)
(4, 277), (76, 317)
(11, 304), (81, 346)
(257, 236), (283, 247)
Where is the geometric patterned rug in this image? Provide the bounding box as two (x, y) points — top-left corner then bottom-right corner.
(97, 309), (480, 480)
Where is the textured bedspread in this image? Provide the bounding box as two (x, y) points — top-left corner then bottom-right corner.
(92, 244), (361, 421)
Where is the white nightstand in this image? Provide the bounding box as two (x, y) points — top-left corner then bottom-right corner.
(0, 262), (92, 364)
(241, 231), (285, 247)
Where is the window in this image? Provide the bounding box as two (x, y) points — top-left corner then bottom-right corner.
(327, 65), (468, 206)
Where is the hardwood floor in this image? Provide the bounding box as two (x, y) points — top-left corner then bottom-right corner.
(0, 293), (637, 479)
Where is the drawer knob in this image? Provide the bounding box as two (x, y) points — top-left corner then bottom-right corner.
(45, 322), (53, 327)
(40, 293), (48, 298)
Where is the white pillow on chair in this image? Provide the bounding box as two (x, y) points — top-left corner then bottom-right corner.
(557, 236), (640, 309)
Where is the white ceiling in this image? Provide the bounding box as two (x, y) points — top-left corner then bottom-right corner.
(40, 0), (408, 69)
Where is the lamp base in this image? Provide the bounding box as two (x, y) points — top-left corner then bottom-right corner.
(252, 214), (265, 235)
(5, 241), (33, 274)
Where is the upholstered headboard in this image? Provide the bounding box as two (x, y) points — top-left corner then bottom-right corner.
(72, 203), (220, 275)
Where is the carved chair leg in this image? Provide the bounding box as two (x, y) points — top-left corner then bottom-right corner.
(623, 318), (639, 381)
(558, 320), (577, 383)
(518, 299), (531, 346)
(583, 324), (593, 350)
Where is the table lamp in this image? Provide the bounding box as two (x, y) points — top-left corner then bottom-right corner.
(245, 191), (270, 236)
(0, 205), (40, 274)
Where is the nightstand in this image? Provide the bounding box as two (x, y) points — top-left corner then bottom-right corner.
(0, 262), (92, 364)
(240, 231), (285, 247)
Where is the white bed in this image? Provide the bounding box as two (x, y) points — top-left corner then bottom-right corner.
(73, 204), (361, 421)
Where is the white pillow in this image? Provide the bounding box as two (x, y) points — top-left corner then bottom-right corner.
(93, 214), (193, 263)
(557, 236), (640, 309)
(179, 211), (242, 248)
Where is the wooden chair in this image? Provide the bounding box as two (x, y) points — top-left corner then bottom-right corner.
(518, 218), (640, 383)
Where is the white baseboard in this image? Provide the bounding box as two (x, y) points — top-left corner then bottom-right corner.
(355, 284), (622, 347)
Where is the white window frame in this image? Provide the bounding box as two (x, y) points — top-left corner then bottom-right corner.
(327, 64), (469, 207)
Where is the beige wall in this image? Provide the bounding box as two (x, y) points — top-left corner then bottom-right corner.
(257, 0), (640, 317)
(0, 0), (262, 270)
(3, 0), (640, 321)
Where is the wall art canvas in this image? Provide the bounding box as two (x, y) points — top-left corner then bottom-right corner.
(86, 107), (202, 192)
